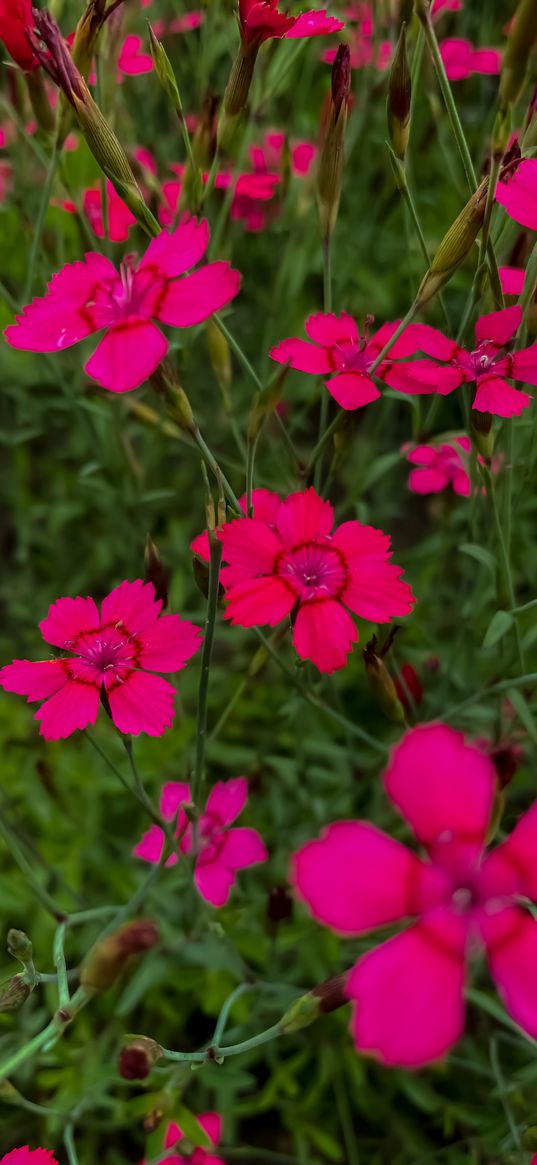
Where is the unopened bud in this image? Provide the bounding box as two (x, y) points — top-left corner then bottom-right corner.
(221, 44), (257, 128)
(144, 536), (169, 608)
(317, 44), (351, 240)
(80, 919), (158, 996)
(148, 24), (182, 111)
(489, 742), (522, 789)
(486, 788), (506, 844)
(521, 84), (537, 151)
(500, 0), (537, 109)
(206, 317), (232, 406)
(363, 640), (405, 722)
(164, 385), (195, 433)
(119, 1036), (163, 1079)
(7, 929), (33, 962)
(0, 974), (31, 1014)
(416, 179), (489, 307)
(280, 974), (348, 1034)
(126, 399), (182, 441)
(387, 24), (411, 161)
(471, 409), (494, 459)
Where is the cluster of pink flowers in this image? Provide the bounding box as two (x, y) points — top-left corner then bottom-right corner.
(293, 723), (537, 1067)
(134, 777), (267, 907)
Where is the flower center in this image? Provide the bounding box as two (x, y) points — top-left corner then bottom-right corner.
(334, 338), (370, 374)
(275, 542), (348, 601)
(77, 627), (135, 673)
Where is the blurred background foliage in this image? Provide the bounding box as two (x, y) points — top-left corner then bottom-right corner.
(0, 0), (536, 1161)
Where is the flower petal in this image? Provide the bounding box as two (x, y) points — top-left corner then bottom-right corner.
(475, 306), (521, 346)
(198, 1112), (222, 1147)
(205, 777), (248, 825)
(106, 671), (176, 736)
(4, 253), (117, 352)
(481, 802), (537, 899)
(270, 337), (332, 374)
(138, 215), (210, 278)
(39, 595), (100, 649)
(220, 827), (268, 869)
(332, 522), (415, 622)
(325, 372), (380, 410)
(0, 659), (70, 701)
(137, 614), (202, 672)
(101, 579), (162, 636)
(292, 820), (450, 935)
(220, 516), (282, 577)
(499, 266), (525, 297)
(156, 263), (241, 327)
(133, 824), (166, 864)
(472, 376), (531, 417)
(482, 906), (537, 1040)
(160, 781), (191, 821)
(35, 679), (100, 739)
(384, 360), (462, 395)
(285, 10), (344, 37)
(383, 723), (495, 871)
(293, 599), (357, 673)
(84, 319), (168, 393)
(408, 467), (449, 494)
(496, 159), (537, 232)
(346, 907), (468, 1067)
(276, 488), (333, 544)
(194, 859), (235, 907)
(304, 311), (359, 347)
(511, 344), (537, 387)
(224, 576), (296, 627)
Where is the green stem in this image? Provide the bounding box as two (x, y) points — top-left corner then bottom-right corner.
(23, 143), (59, 303)
(215, 316), (263, 391)
(0, 986), (88, 1079)
(387, 146), (450, 330)
(245, 430), (261, 513)
(313, 235), (333, 494)
(369, 300), (419, 375)
(191, 534), (223, 812)
(160, 1021), (283, 1064)
(481, 462), (525, 673)
(64, 1124), (80, 1165)
(53, 924), (70, 1010)
(489, 1037), (522, 1151)
(0, 811), (66, 922)
(208, 675), (248, 743)
(519, 243), (537, 324)
(213, 983), (253, 1046)
(442, 672), (537, 720)
(191, 424), (242, 512)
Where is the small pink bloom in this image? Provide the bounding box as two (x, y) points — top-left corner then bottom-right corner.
(0, 581), (201, 740)
(387, 308), (534, 417)
(157, 1112), (225, 1165)
(405, 437), (471, 497)
(74, 181), (137, 242)
(133, 146), (158, 177)
(499, 265), (525, 297)
(440, 38), (501, 81)
(4, 217), (241, 393)
(0, 1152), (58, 1165)
(496, 158), (537, 232)
(323, 34), (391, 71)
(134, 778), (267, 907)
(270, 311), (416, 412)
(169, 11), (205, 33)
(394, 662), (423, 714)
(431, 0), (463, 15)
(238, 1), (343, 48)
(293, 722), (537, 1067)
(118, 34), (154, 76)
(218, 487), (415, 674)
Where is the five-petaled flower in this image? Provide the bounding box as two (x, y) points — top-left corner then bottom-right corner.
(270, 312), (415, 411)
(404, 437), (472, 496)
(496, 158), (537, 232)
(4, 216), (241, 393)
(293, 722), (537, 1067)
(0, 0), (39, 71)
(154, 1112), (225, 1165)
(0, 580), (201, 740)
(238, 1), (343, 48)
(387, 306), (535, 417)
(134, 777), (267, 907)
(0, 1152), (58, 1165)
(216, 487), (415, 674)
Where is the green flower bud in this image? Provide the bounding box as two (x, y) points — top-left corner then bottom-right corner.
(416, 179), (489, 307)
(387, 24), (411, 161)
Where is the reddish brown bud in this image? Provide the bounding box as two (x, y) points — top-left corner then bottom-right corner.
(119, 1037), (162, 1079)
(80, 920), (158, 996)
(311, 972), (349, 1014)
(144, 536), (169, 608)
(331, 43), (351, 120)
(387, 24), (411, 160)
(317, 44), (351, 239)
(489, 742), (523, 790)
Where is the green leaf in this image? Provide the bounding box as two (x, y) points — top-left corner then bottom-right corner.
(482, 610), (513, 649)
(459, 543), (497, 574)
(506, 686), (537, 743)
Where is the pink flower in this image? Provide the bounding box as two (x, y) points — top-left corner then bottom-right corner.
(439, 38), (501, 81)
(118, 34), (154, 76)
(0, 0), (39, 71)
(156, 1112), (225, 1165)
(270, 311), (415, 411)
(394, 662), (423, 714)
(238, 1), (343, 48)
(0, 1152), (58, 1165)
(499, 265), (525, 297)
(431, 0), (463, 14)
(323, 35), (391, 71)
(218, 487), (415, 674)
(134, 778), (267, 907)
(4, 217), (241, 392)
(293, 722), (537, 1067)
(0, 580), (201, 740)
(191, 487), (280, 562)
(158, 167), (280, 233)
(169, 11), (205, 33)
(496, 158), (537, 232)
(62, 180), (138, 242)
(405, 437), (472, 496)
(387, 307), (535, 417)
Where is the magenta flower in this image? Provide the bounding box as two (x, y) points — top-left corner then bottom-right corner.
(218, 487), (415, 674)
(405, 437), (472, 497)
(0, 581), (201, 740)
(61, 180), (138, 243)
(238, 1), (343, 47)
(439, 38), (501, 81)
(270, 312), (415, 411)
(191, 487), (280, 562)
(169, 12), (205, 33)
(158, 167), (279, 233)
(118, 34), (154, 76)
(499, 265), (525, 297)
(293, 723), (537, 1068)
(387, 306), (535, 417)
(249, 130), (317, 179)
(157, 1112), (225, 1165)
(134, 777), (268, 907)
(4, 217), (241, 393)
(496, 158), (537, 232)
(0, 1152), (58, 1165)
(431, 0), (463, 14)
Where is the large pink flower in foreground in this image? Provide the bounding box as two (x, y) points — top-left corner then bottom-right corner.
(238, 0), (343, 46)
(496, 158), (537, 232)
(1, 1152), (58, 1165)
(155, 1112), (225, 1165)
(388, 306), (535, 417)
(218, 488), (415, 673)
(4, 217), (241, 392)
(0, 581), (201, 739)
(270, 312), (415, 410)
(293, 723), (537, 1068)
(134, 777), (267, 906)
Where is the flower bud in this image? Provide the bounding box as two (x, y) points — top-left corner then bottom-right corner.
(471, 409), (494, 460)
(219, 36), (258, 148)
(489, 742), (522, 789)
(0, 974), (31, 1013)
(317, 44), (351, 240)
(7, 929), (33, 962)
(144, 535), (169, 608)
(163, 385), (195, 433)
(416, 179), (489, 307)
(119, 1036), (163, 1080)
(414, 0), (431, 21)
(206, 317), (232, 406)
(363, 639), (405, 722)
(500, 0), (537, 109)
(80, 919), (158, 997)
(387, 24), (411, 161)
(148, 24), (182, 112)
(280, 973), (348, 1034)
(126, 399), (182, 441)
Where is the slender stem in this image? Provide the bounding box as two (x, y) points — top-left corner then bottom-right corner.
(442, 673), (537, 720)
(191, 424), (242, 512)
(191, 534), (223, 812)
(313, 236), (333, 493)
(213, 983), (253, 1046)
(245, 430), (261, 513)
(53, 924), (70, 1010)
(369, 300), (419, 375)
(387, 146), (450, 330)
(23, 143), (59, 303)
(0, 810), (66, 922)
(160, 1021), (283, 1064)
(201, 146), (220, 205)
(306, 409), (344, 479)
(519, 243), (537, 324)
(481, 462), (525, 673)
(64, 1125), (80, 1165)
(214, 316), (263, 391)
(489, 1037), (522, 1152)
(208, 675), (248, 743)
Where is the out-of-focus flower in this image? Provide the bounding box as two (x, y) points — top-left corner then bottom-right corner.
(191, 488), (280, 562)
(62, 179), (138, 242)
(0, 581), (201, 739)
(496, 158), (537, 231)
(118, 34), (154, 76)
(404, 437), (472, 496)
(0, 0), (39, 71)
(499, 265), (526, 296)
(439, 38), (501, 82)
(431, 0), (463, 14)
(0, 1152), (58, 1165)
(293, 722), (537, 1067)
(169, 11), (205, 34)
(135, 778), (267, 907)
(394, 662), (424, 714)
(386, 307), (535, 417)
(217, 487), (415, 674)
(4, 217), (241, 392)
(158, 165), (280, 232)
(239, 1), (344, 48)
(155, 1112), (225, 1165)
(0, 161), (12, 205)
